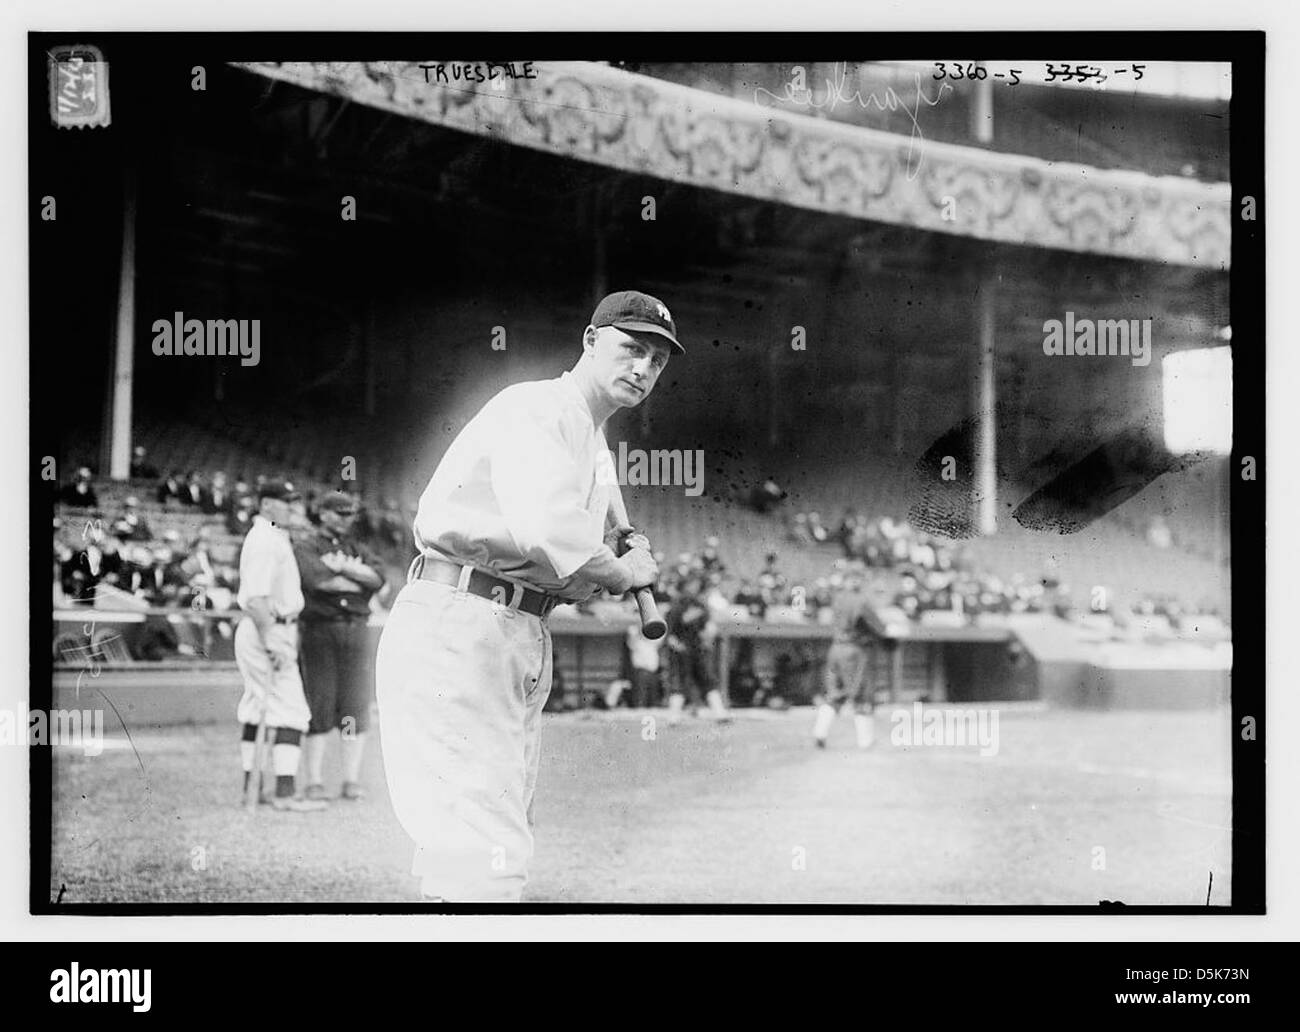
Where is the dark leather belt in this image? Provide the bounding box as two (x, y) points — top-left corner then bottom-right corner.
(416, 556), (559, 618)
(273, 614), (297, 625)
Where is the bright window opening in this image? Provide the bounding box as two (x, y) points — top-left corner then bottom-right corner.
(1163, 347), (1232, 455)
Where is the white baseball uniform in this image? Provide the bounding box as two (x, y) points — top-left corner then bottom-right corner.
(234, 514), (311, 732)
(377, 370), (617, 901)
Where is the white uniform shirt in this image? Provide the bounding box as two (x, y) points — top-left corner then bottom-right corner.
(413, 371), (615, 601)
(237, 514), (305, 618)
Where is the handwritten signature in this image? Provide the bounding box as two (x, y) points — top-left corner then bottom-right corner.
(754, 65), (953, 180)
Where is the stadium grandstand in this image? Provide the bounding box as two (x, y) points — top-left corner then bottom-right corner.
(41, 56), (1231, 710)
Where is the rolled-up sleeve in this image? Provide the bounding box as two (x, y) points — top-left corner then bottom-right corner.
(489, 408), (610, 580)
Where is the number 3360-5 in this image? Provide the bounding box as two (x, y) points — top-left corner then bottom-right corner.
(933, 62), (1019, 85)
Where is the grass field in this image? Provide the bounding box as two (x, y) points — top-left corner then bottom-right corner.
(48, 703), (1233, 906)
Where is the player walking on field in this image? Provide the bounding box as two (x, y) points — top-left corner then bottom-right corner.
(377, 290), (682, 901)
(813, 566), (880, 750)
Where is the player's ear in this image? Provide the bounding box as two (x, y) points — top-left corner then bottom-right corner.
(582, 325), (598, 354)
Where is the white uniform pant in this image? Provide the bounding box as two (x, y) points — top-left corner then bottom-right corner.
(234, 618), (311, 732)
(376, 578), (553, 902)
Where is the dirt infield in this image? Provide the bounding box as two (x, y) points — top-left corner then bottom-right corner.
(47, 705), (1232, 906)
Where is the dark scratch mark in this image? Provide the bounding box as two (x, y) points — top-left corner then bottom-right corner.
(55, 883), (66, 904)
(74, 837), (102, 855)
(92, 685), (146, 777)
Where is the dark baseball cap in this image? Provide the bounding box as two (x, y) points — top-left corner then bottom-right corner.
(591, 290), (684, 354)
(258, 479), (301, 502)
(319, 490), (359, 515)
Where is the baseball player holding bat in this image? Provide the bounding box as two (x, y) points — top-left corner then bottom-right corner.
(234, 480), (326, 812)
(377, 290), (682, 902)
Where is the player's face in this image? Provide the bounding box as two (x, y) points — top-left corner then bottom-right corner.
(588, 326), (671, 408)
(321, 508), (357, 535)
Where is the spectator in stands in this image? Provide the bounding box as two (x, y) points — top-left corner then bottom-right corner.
(699, 536), (726, 576)
(179, 527), (220, 606)
(664, 552), (696, 599)
(156, 470), (184, 507)
(202, 471), (233, 516)
(111, 496), (153, 542)
(811, 576), (834, 615)
(117, 542), (153, 597)
(923, 570), (954, 613)
(182, 470), (205, 507)
(703, 571), (733, 625)
(884, 518), (913, 565)
(232, 476), (255, 507)
(909, 534), (937, 571)
(226, 494), (256, 537)
(141, 533), (189, 605)
(59, 467), (98, 508)
(96, 533), (125, 590)
(733, 578), (765, 618)
(864, 522), (887, 566)
(748, 477), (786, 514)
(807, 511), (829, 544)
(788, 512), (812, 545)
(54, 534), (79, 601)
(69, 529), (124, 597)
(129, 445), (159, 480)
(894, 571), (921, 619)
(757, 551), (787, 608)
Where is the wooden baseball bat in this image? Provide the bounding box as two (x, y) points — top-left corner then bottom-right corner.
(607, 485), (667, 640)
(244, 715), (267, 811)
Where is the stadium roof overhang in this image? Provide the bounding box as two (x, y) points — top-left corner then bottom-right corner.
(234, 60), (1230, 271)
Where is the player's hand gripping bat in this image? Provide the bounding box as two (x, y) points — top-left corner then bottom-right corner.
(607, 484), (666, 640)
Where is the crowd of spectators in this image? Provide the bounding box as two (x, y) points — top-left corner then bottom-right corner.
(54, 515), (235, 611)
(52, 449), (416, 616)
(53, 450), (1224, 646)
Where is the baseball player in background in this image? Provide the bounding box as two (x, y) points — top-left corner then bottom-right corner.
(813, 565), (880, 750)
(377, 290), (682, 902)
(665, 574), (730, 723)
(234, 480), (326, 812)
(293, 491), (386, 802)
